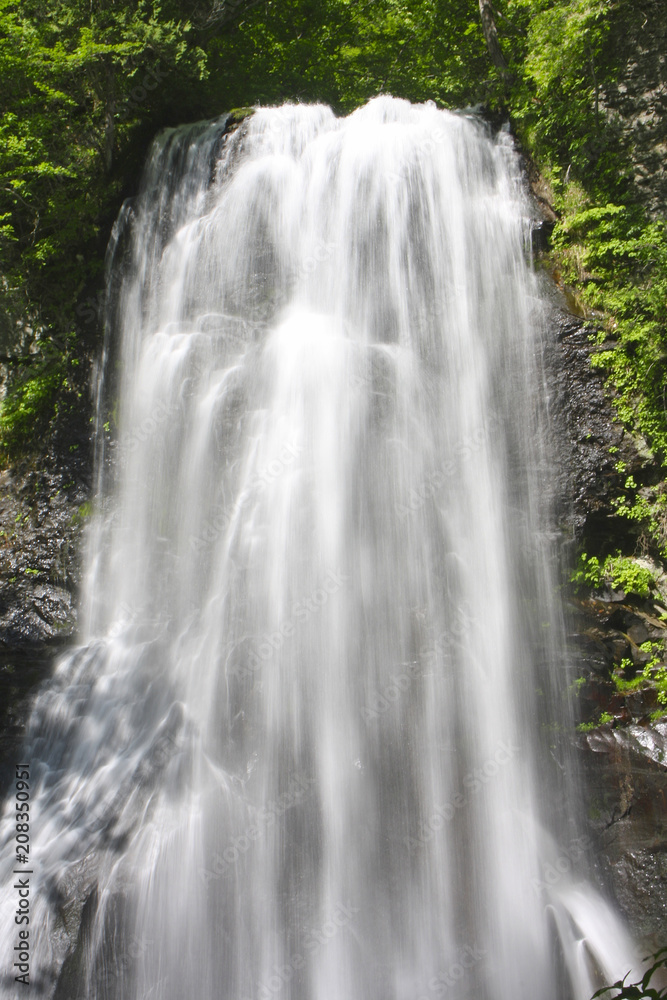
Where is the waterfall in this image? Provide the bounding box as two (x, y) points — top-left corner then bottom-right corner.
(0, 97), (640, 1000)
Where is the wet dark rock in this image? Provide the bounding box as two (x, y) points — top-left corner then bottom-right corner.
(0, 457), (91, 796)
(568, 596), (666, 672)
(579, 722), (667, 947)
(530, 219), (556, 255)
(543, 307), (655, 551)
(52, 860), (100, 1000)
(540, 289), (667, 944)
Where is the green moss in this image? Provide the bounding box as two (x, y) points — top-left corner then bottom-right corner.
(649, 660), (667, 707)
(70, 501), (93, 526)
(570, 552), (655, 598)
(546, 206), (667, 556)
(612, 657), (643, 693)
(577, 710), (613, 733)
(609, 647), (667, 707)
(227, 107), (255, 125)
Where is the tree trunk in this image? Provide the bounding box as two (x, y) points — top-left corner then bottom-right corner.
(103, 59), (116, 175)
(202, 0), (268, 30)
(478, 0), (509, 74)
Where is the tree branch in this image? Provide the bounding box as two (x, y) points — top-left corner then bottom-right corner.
(478, 0), (509, 74)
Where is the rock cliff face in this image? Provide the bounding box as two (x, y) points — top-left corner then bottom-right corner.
(580, 722), (667, 949)
(543, 301), (667, 950)
(0, 436), (92, 798)
(531, 5), (667, 936)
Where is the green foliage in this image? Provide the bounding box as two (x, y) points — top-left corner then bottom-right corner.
(604, 643), (667, 723)
(0, 369), (61, 457)
(204, 0), (492, 113)
(0, 0), (665, 498)
(508, 0), (667, 558)
(613, 656), (642, 693)
(510, 0), (630, 196)
(552, 206), (667, 469)
(571, 552), (655, 598)
(0, 0), (208, 311)
(592, 947), (667, 999)
(571, 552), (603, 590)
(612, 648), (666, 698)
(0, 0), (214, 454)
(577, 710), (613, 732)
(607, 475), (667, 561)
(650, 659), (667, 709)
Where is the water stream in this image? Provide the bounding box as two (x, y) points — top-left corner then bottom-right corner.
(0, 97), (639, 1000)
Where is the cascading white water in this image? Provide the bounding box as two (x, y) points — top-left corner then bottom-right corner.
(0, 97), (641, 1000)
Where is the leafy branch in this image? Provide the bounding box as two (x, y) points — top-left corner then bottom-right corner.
(593, 948), (667, 1000)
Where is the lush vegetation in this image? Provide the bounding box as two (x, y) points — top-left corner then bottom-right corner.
(571, 551), (658, 600)
(512, 0), (667, 561)
(2, 0), (665, 468)
(0, 0), (662, 441)
(1, 0), (666, 530)
(0, 0), (664, 591)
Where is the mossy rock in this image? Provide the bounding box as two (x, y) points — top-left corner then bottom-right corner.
(227, 107), (255, 127)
